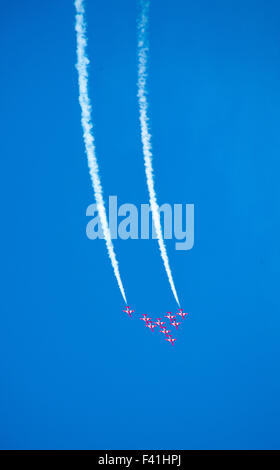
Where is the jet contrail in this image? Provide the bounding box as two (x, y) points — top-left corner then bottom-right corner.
(137, 0), (180, 306)
(74, 0), (127, 304)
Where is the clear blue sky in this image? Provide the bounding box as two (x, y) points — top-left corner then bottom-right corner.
(1, 0), (280, 450)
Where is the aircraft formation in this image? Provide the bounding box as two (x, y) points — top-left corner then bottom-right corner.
(122, 306), (188, 345)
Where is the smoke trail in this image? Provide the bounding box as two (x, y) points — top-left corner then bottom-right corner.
(74, 0), (127, 304)
(137, 0), (180, 306)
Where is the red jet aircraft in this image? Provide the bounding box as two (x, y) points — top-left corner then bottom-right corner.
(146, 322), (157, 332)
(164, 312), (176, 321)
(176, 309), (188, 320)
(140, 314), (151, 324)
(123, 306), (134, 318)
(165, 336), (176, 346)
(160, 327), (171, 337)
(154, 318), (165, 328)
(171, 320), (181, 330)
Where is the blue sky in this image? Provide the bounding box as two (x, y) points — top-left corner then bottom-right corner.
(1, 0), (280, 449)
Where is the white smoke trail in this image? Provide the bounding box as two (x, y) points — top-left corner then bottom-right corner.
(74, 0), (127, 304)
(137, 0), (180, 306)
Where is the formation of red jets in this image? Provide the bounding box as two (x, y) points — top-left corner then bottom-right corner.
(122, 306), (188, 345)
